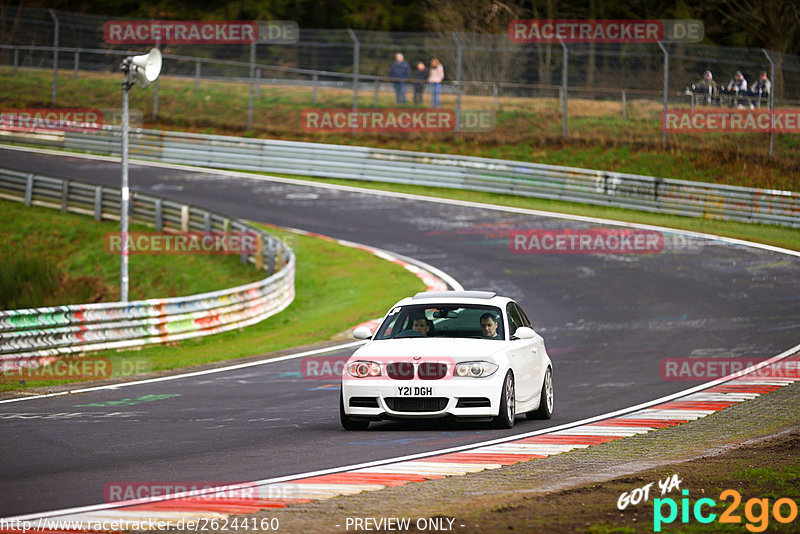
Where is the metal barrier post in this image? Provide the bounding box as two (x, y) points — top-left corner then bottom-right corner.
(13, 48), (19, 76)
(94, 186), (102, 220)
(657, 41), (668, 147)
(762, 48), (775, 158)
(152, 78), (159, 121)
(73, 50), (79, 79)
(48, 9), (59, 104)
(494, 83), (499, 111)
(194, 60), (201, 91)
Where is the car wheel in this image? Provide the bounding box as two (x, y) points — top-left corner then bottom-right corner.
(528, 367), (553, 420)
(493, 371), (515, 429)
(340, 391), (370, 430)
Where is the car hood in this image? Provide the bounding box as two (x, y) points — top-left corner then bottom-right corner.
(351, 337), (508, 362)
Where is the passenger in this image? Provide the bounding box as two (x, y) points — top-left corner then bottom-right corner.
(479, 313), (501, 339)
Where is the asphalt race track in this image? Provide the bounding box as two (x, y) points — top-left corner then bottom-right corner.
(1, 146), (799, 517)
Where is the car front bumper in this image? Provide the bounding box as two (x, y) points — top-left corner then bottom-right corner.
(342, 373), (505, 420)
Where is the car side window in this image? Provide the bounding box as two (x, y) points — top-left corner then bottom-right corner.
(506, 303), (522, 337)
(513, 303), (532, 328)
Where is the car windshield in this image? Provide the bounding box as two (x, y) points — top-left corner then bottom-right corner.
(373, 304), (505, 340)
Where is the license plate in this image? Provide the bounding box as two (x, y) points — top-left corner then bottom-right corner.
(397, 386), (433, 396)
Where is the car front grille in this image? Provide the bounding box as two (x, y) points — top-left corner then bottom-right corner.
(386, 362), (449, 380)
(386, 362), (415, 380)
(417, 362), (448, 380)
(385, 397), (448, 412)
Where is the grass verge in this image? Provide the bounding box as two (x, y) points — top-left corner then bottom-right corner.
(1, 67), (798, 190)
(0, 223), (425, 393)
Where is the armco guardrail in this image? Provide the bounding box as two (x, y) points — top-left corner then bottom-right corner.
(0, 167), (295, 361)
(2, 127), (798, 227)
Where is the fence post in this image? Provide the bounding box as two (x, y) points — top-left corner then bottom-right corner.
(312, 72), (318, 104)
(13, 48), (19, 76)
(73, 50), (79, 79)
(559, 40), (568, 140)
(621, 90), (626, 119)
(347, 29), (359, 110)
(256, 67), (261, 98)
(451, 31), (462, 131)
(494, 83), (499, 111)
(194, 60), (201, 91)
(657, 41), (669, 148)
(247, 41), (256, 131)
(48, 9), (59, 104)
(762, 48), (775, 158)
(374, 79), (379, 106)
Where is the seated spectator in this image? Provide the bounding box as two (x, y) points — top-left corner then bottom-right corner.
(749, 70), (771, 109)
(724, 70), (748, 108)
(691, 70), (718, 106)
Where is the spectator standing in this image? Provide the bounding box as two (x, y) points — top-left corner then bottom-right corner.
(749, 70), (771, 109)
(427, 58), (444, 108)
(726, 70), (748, 108)
(413, 62), (428, 105)
(389, 53), (410, 104)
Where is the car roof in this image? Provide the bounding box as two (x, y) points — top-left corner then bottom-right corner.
(394, 290), (514, 307)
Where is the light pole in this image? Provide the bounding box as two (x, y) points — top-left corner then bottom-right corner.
(119, 48), (162, 302)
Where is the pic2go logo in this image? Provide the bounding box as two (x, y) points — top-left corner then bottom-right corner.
(653, 489), (798, 532)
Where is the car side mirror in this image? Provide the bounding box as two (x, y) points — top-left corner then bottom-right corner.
(511, 326), (535, 340)
(353, 326), (373, 340)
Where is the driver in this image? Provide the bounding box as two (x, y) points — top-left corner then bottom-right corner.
(480, 313), (501, 339)
(411, 316), (434, 336)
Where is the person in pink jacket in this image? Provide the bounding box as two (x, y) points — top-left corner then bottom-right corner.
(427, 58), (444, 108)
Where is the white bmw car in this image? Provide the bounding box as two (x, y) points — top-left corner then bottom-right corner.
(340, 290), (553, 430)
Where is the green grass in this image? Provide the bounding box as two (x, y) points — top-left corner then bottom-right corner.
(1, 222), (426, 392)
(1, 67), (798, 191)
(0, 199), (263, 304)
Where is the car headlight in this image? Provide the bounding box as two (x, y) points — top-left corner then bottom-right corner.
(454, 361), (498, 378)
(346, 361), (382, 378)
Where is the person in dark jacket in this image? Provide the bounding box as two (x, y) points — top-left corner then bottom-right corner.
(389, 53), (410, 104)
(412, 62), (428, 105)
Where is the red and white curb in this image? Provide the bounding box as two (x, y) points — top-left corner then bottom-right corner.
(4, 348), (798, 532)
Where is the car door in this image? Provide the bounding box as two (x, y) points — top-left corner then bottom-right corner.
(515, 302), (546, 401)
(506, 302), (537, 404)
